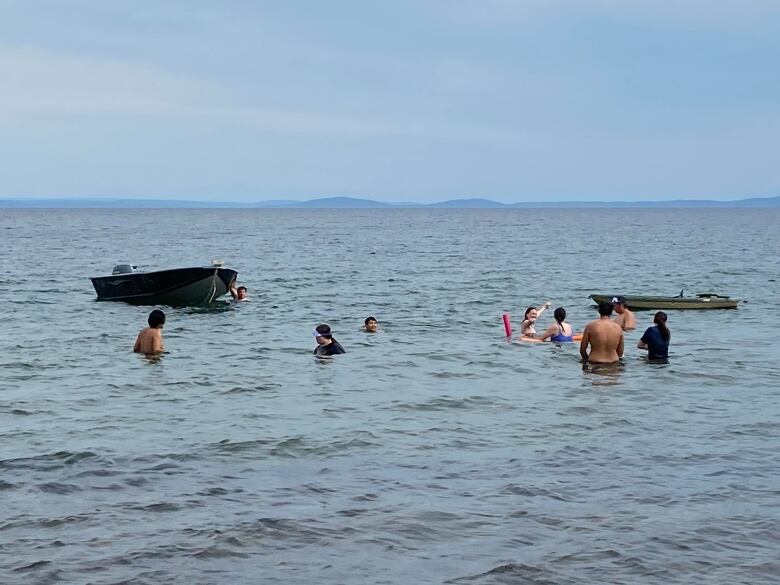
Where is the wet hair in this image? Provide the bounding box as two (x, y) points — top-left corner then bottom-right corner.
(654, 311), (670, 341)
(554, 307), (566, 324)
(315, 323), (333, 339)
(148, 309), (166, 328)
(598, 303), (613, 317)
(523, 306), (536, 320)
(364, 316), (377, 326)
(237, 286), (247, 293)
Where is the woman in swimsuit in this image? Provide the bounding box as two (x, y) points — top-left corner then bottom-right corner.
(538, 307), (574, 342)
(517, 301), (551, 339)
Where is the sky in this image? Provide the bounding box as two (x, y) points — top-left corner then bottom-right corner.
(1, 0), (778, 203)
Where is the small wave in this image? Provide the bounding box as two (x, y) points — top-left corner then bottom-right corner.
(445, 563), (551, 584)
(37, 482), (82, 494)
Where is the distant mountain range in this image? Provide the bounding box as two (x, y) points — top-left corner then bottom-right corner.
(1, 195), (779, 209)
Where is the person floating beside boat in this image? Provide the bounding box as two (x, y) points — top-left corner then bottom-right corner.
(637, 311), (670, 361)
(230, 283), (248, 302)
(611, 296), (636, 331)
(538, 307), (575, 342)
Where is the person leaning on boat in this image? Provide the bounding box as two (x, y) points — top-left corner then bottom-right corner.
(229, 277), (248, 302)
(580, 303), (624, 364)
(611, 296), (636, 331)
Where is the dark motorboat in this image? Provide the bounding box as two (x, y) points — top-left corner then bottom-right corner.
(589, 292), (742, 310)
(91, 261), (238, 305)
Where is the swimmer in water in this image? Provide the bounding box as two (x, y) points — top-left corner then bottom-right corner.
(517, 301), (551, 339)
(133, 309), (165, 354)
(313, 323), (346, 356)
(230, 282), (248, 302)
(362, 316), (379, 333)
(538, 307), (575, 342)
(637, 311), (670, 360)
(611, 296), (636, 331)
(580, 303), (624, 364)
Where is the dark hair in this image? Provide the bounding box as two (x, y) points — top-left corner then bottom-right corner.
(364, 316), (377, 326)
(523, 306), (536, 320)
(315, 323), (333, 339)
(598, 303), (613, 317)
(554, 307), (566, 324)
(237, 286), (247, 293)
(148, 309), (166, 328)
(654, 311), (670, 341)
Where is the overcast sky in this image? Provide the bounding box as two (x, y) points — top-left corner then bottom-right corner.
(1, 1), (778, 202)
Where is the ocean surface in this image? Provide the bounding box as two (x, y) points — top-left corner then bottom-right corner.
(1, 208), (779, 585)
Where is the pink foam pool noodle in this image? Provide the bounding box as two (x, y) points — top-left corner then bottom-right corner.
(502, 313), (512, 337)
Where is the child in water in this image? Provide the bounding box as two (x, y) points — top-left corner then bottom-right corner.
(133, 309), (165, 354)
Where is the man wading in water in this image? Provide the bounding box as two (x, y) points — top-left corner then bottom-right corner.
(580, 303), (624, 365)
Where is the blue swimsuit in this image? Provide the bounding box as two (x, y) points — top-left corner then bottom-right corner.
(550, 323), (574, 342)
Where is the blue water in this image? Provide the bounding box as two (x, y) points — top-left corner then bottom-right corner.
(1, 208), (779, 584)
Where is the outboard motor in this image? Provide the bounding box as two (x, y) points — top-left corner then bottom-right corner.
(112, 264), (136, 275)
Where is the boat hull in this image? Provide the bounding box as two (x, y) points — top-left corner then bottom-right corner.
(91, 267), (238, 305)
(589, 294), (740, 310)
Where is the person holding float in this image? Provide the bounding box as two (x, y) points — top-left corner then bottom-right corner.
(637, 311), (670, 361)
(516, 301), (551, 340)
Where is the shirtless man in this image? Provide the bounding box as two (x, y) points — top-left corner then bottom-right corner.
(133, 309), (165, 354)
(230, 283), (248, 302)
(612, 296), (636, 331)
(580, 303), (624, 364)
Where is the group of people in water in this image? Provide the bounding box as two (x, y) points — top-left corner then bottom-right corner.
(518, 296), (671, 364)
(132, 281), (380, 358)
(132, 281), (669, 365)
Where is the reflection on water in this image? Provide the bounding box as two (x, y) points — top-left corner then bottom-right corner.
(581, 360), (625, 386)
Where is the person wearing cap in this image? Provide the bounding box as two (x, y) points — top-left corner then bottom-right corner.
(313, 323), (346, 356)
(611, 296), (636, 331)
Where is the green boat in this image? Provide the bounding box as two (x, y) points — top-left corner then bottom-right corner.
(589, 293), (742, 310)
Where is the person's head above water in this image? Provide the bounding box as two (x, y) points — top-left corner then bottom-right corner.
(148, 309), (166, 328)
(611, 296), (627, 313)
(314, 323), (334, 344)
(598, 303), (613, 317)
(524, 306), (538, 322)
(554, 307), (566, 323)
(364, 316), (378, 332)
(236, 286), (248, 300)
(654, 311), (670, 340)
